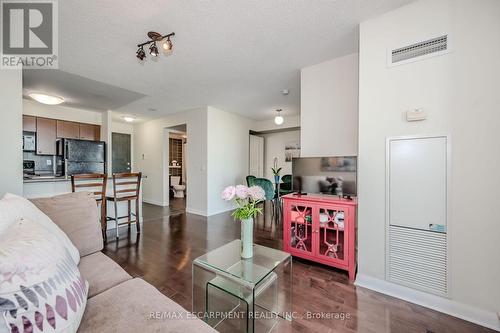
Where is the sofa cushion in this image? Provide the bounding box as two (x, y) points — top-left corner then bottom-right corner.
(31, 192), (103, 257)
(78, 252), (131, 298)
(0, 193), (80, 265)
(78, 278), (216, 333)
(0, 218), (89, 333)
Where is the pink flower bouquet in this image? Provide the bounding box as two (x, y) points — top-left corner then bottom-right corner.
(222, 185), (265, 220)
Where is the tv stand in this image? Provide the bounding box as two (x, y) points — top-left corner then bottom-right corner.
(282, 193), (357, 280)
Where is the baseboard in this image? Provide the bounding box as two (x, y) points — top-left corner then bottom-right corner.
(186, 207), (208, 216)
(206, 207), (234, 217)
(142, 198), (166, 206)
(355, 274), (500, 331)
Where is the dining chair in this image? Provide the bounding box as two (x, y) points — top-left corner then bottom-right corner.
(106, 172), (142, 239)
(71, 173), (108, 239)
(252, 177), (280, 223)
(246, 175), (257, 187)
(279, 174), (293, 196)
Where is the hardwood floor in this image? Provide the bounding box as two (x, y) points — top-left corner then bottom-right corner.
(103, 202), (494, 333)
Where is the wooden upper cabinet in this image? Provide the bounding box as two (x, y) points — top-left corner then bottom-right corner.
(22, 115), (36, 132)
(36, 117), (56, 155)
(56, 120), (80, 139)
(79, 123), (100, 141)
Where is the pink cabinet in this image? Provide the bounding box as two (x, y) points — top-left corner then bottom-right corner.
(283, 194), (357, 280)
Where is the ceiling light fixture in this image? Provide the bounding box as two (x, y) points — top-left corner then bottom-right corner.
(28, 92), (64, 105)
(136, 46), (146, 60)
(149, 42), (159, 57)
(274, 109), (284, 125)
(136, 31), (175, 61)
(123, 116), (136, 122)
(162, 37), (173, 51)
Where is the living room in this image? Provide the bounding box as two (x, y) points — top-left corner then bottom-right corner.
(1, 0), (499, 332)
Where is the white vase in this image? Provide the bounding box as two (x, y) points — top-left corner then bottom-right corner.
(240, 217), (254, 259)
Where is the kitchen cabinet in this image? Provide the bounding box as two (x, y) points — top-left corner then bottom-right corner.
(282, 194), (357, 280)
(79, 123), (100, 141)
(36, 117), (56, 155)
(56, 120), (80, 139)
(23, 115), (36, 132)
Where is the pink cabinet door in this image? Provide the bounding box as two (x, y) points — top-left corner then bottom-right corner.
(284, 200), (316, 258)
(313, 203), (350, 266)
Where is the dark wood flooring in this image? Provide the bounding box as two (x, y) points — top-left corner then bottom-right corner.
(103, 202), (494, 333)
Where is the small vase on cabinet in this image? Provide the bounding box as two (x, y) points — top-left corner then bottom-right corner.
(240, 217), (254, 259)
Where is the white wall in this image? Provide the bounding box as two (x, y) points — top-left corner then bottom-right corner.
(301, 53), (359, 157)
(207, 107), (251, 215)
(357, 0), (500, 329)
(261, 130), (301, 181)
(134, 108), (208, 215)
(251, 115), (300, 132)
(0, 70), (23, 196)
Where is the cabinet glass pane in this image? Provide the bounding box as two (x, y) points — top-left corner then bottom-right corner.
(289, 205), (313, 254)
(318, 208), (346, 261)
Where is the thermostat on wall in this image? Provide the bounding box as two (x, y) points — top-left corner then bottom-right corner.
(406, 108), (427, 122)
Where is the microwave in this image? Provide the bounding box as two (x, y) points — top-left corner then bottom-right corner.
(23, 134), (36, 151)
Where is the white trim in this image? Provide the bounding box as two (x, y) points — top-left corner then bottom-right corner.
(355, 274), (500, 331)
(207, 207), (235, 217)
(143, 198), (167, 206)
(186, 207), (207, 216)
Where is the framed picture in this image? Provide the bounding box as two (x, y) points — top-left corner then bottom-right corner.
(284, 142), (301, 162)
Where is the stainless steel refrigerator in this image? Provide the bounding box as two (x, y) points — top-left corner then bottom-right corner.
(57, 139), (106, 176)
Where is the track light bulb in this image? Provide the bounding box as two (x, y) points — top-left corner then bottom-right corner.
(149, 42), (159, 57)
(274, 109), (284, 125)
(136, 47), (146, 60)
(162, 38), (173, 51)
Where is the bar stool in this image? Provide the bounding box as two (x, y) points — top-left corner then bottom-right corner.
(71, 173), (108, 239)
(106, 172), (142, 239)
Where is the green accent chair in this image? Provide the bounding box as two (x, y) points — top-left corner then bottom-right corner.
(279, 174), (293, 196)
(252, 178), (276, 200)
(246, 175), (257, 187)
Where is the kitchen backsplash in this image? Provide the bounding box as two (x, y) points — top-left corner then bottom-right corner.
(23, 152), (62, 173)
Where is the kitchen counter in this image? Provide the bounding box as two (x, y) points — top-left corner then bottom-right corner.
(23, 177), (144, 230)
(23, 176), (69, 183)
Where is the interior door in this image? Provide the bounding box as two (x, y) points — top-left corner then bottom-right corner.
(249, 134), (264, 177)
(112, 133), (131, 173)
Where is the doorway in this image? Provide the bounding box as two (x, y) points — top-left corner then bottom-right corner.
(112, 132), (131, 173)
(249, 134), (264, 177)
(165, 124), (187, 212)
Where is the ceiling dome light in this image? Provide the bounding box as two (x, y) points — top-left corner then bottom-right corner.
(28, 93), (64, 105)
(149, 42), (159, 57)
(162, 37), (173, 51)
(136, 46), (146, 60)
(123, 116), (136, 122)
(274, 109), (284, 125)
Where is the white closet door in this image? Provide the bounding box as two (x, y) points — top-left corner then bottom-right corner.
(249, 135), (264, 177)
(388, 136), (447, 232)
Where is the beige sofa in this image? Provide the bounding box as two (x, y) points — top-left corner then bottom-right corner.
(31, 192), (216, 333)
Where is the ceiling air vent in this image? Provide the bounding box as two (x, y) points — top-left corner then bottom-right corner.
(389, 35), (448, 66)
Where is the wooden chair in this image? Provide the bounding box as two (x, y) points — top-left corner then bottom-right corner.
(106, 172), (142, 239)
(71, 173), (108, 239)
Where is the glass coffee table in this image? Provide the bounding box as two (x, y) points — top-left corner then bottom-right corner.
(192, 240), (292, 332)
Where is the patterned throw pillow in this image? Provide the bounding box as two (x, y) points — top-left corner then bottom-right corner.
(0, 194), (80, 265)
(0, 218), (88, 333)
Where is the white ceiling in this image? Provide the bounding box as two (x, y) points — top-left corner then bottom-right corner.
(45, 0), (415, 120)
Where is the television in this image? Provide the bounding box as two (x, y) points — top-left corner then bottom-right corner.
(291, 156), (357, 196)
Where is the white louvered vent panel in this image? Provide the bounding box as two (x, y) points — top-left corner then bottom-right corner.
(388, 225), (448, 296)
(390, 35), (448, 65)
